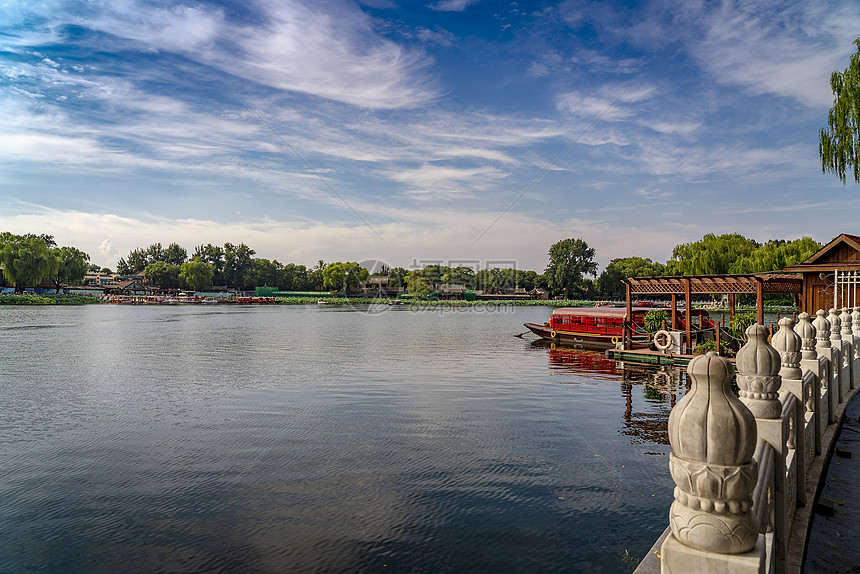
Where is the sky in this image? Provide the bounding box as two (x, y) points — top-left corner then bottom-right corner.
(2, 0), (860, 274)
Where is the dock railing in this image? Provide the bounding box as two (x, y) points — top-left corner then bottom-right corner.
(635, 309), (860, 574)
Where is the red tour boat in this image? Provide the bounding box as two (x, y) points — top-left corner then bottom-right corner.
(524, 306), (717, 350)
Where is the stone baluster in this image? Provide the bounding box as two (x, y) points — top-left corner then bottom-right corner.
(852, 307), (860, 338)
(840, 307), (853, 370)
(852, 307), (860, 388)
(795, 312), (823, 454)
(829, 308), (841, 344)
(813, 310), (837, 423)
(828, 308), (845, 403)
(814, 310), (831, 352)
(736, 324), (788, 571)
(773, 318), (809, 495)
(661, 351), (763, 572)
(737, 324), (783, 419)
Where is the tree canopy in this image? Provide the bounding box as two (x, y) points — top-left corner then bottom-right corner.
(667, 233), (759, 275)
(596, 257), (665, 299)
(322, 262), (368, 291)
(544, 238), (597, 298)
(728, 237), (822, 274)
(51, 246), (90, 291)
(179, 260), (214, 292)
(820, 38), (860, 185)
(0, 235), (60, 291)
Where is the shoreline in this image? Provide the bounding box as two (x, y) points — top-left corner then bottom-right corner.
(0, 292), (798, 312)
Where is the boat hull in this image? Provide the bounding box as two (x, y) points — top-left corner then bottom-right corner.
(523, 322), (648, 351)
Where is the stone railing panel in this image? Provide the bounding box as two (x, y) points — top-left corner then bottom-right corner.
(642, 312), (857, 574)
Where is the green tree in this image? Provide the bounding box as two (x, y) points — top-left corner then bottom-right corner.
(729, 237), (822, 273)
(0, 235), (61, 291)
(247, 258), (281, 288)
(193, 244), (225, 285)
(164, 243), (188, 266)
(145, 243), (166, 263)
(117, 247), (149, 274)
(23, 233), (56, 248)
(223, 242), (256, 290)
(545, 238), (598, 299)
(179, 260), (214, 292)
(144, 261), (180, 288)
(279, 263), (311, 291)
(596, 257), (665, 299)
(667, 233), (759, 275)
(405, 270), (430, 298)
(388, 267), (409, 289)
(322, 262), (368, 291)
(442, 266), (477, 288)
(50, 246), (90, 291)
(820, 38), (860, 184)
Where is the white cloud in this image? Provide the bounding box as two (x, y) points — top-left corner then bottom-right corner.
(429, 0), (481, 12)
(81, 0), (439, 109)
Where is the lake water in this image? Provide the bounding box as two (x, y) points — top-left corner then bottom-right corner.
(0, 304), (687, 573)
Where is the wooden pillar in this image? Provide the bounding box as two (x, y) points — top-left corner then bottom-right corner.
(729, 292), (735, 324)
(625, 282), (632, 349)
(756, 279), (764, 326)
(716, 323), (721, 355)
(671, 294), (677, 330)
(685, 277), (692, 354)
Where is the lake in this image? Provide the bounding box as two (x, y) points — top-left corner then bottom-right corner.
(0, 304), (686, 573)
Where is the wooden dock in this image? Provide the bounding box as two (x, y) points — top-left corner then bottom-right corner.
(605, 348), (696, 366)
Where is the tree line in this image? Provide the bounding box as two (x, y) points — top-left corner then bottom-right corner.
(0, 232), (824, 297)
(0, 233), (89, 293)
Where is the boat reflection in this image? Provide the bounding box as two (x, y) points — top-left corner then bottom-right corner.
(535, 341), (690, 446)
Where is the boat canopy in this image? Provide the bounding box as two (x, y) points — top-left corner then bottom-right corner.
(551, 306), (655, 318)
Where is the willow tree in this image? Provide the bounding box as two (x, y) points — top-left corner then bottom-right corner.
(0, 235), (60, 291)
(820, 38), (860, 184)
(666, 233), (759, 276)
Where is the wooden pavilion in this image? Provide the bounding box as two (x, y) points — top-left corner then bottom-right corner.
(783, 233), (860, 314)
(620, 273), (802, 350)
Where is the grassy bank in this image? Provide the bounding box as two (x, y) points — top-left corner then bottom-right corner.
(0, 294), (106, 305)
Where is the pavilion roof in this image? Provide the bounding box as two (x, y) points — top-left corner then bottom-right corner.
(622, 273), (802, 295)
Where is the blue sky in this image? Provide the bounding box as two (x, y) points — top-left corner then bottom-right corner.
(2, 0), (859, 273)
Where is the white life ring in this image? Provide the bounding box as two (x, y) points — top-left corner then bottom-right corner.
(653, 330), (672, 351)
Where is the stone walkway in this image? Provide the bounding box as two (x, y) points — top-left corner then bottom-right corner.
(804, 395), (860, 574)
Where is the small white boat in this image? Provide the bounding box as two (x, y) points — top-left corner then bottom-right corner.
(317, 299), (328, 305)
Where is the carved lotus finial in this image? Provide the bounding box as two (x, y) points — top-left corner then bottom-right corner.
(813, 309), (831, 349)
(840, 308), (853, 336)
(794, 312), (817, 360)
(828, 308), (842, 341)
(667, 351), (758, 554)
(852, 308), (860, 335)
(735, 323), (782, 419)
(669, 352), (755, 465)
(773, 317), (802, 381)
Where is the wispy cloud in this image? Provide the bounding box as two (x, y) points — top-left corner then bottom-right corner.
(429, 0), (481, 12)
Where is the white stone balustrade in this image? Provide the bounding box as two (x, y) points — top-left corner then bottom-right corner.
(661, 351), (763, 572)
(636, 309), (860, 574)
(813, 310), (837, 424)
(840, 308), (854, 394)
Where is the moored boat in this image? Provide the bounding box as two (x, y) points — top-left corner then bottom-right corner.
(524, 306), (718, 350)
(524, 306), (653, 350)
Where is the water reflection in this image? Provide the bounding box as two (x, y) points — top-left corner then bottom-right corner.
(536, 341), (690, 446)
